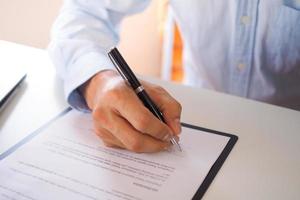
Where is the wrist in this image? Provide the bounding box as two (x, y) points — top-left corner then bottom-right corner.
(81, 70), (119, 110)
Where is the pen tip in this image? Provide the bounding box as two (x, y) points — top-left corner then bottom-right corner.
(178, 146), (182, 152)
(177, 143), (182, 152)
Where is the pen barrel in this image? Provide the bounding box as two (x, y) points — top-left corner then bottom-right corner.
(108, 48), (141, 89)
(137, 90), (165, 123)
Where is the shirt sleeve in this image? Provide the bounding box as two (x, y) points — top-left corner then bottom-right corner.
(48, 0), (150, 112)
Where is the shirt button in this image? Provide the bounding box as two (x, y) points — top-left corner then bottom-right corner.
(240, 16), (251, 25)
(237, 63), (246, 71)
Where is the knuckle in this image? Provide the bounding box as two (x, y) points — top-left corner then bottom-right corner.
(93, 109), (107, 124)
(105, 119), (115, 132)
(174, 100), (182, 112)
(92, 108), (101, 120)
(92, 109), (114, 131)
(149, 122), (168, 140)
(105, 86), (131, 109)
(135, 112), (150, 133)
(154, 85), (167, 94)
(127, 138), (143, 153)
(158, 127), (170, 140)
(105, 89), (122, 101)
(92, 107), (99, 117)
(95, 129), (105, 138)
(95, 129), (109, 139)
(110, 124), (121, 136)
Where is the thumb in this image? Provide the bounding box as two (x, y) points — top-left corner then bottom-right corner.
(160, 100), (182, 136)
(143, 83), (182, 135)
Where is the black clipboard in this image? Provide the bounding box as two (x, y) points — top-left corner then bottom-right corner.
(0, 108), (238, 199)
(181, 123), (238, 199)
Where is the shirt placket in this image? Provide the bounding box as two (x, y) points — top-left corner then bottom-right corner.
(230, 0), (260, 97)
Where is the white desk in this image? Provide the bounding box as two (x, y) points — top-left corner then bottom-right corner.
(0, 40), (300, 199)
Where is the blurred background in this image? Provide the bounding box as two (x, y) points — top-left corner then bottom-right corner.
(0, 0), (183, 80)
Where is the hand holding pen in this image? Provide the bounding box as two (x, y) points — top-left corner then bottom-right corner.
(108, 47), (182, 151)
(81, 49), (182, 153)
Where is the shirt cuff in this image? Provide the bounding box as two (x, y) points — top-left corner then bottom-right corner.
(64, 51), (114, 112)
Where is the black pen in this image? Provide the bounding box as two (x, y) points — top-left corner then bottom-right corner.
(108, 47), (182, 152)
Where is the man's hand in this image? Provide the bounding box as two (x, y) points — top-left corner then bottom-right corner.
(82, 70), (182, 153)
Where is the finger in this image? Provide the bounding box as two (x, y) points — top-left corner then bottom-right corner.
(92, 107), (126, 148)
(110, 114), (171, 153)
(143, 83), (182, 135)
(94, 124), (126, 149)
(114, 88), (173, 141)
(158, 96), (182, 136)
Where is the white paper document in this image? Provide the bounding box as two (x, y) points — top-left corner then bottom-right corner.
(0, 110), (230, 200)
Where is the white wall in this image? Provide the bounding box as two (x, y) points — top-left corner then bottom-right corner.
(0, 0), (63, 48)
(0, 0), (162, 76)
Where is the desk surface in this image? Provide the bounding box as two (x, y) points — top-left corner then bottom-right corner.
(0, 40), (300, 200)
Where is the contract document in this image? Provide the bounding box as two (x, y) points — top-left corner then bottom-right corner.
(0, 109), (237, 200)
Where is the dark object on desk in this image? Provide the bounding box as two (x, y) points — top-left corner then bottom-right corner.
(0, 70), (26, 112)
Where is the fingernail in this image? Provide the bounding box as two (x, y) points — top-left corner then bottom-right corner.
(163, 134), (172, 142)
(174, 135), (180, 142)
(174, 118), (182, 135)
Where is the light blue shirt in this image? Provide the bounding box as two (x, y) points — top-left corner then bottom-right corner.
(48, 0), (300, 111)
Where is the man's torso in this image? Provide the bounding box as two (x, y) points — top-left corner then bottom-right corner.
(170, 0), (300, 110)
